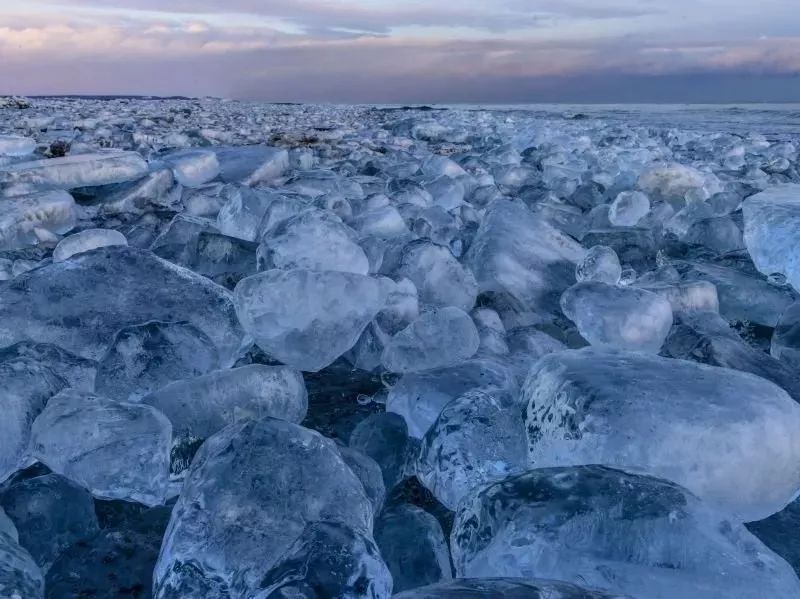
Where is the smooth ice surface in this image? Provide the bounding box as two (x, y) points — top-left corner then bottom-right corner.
(0, 246), (243, 362)
(575, 246), (622, 284)
(234, 268), (392, 372)
(212, 145), (289, 185)
(52, 228), (127, 262)
(638, 163), (707, 204)
(161, 150), (220, 188)
(609, 191), (650, 226)
(523, 348), (800, 521)
(30, 389), (172, 506)
(154, 418), (373, 597)
(396, 240), (478, 311)
(773, 301), (800, 370)
(0, 135), (36, 157)
(349, 413), (415, 490)
(393, 578), (628, 598)
(0, 190), (76, 250)
(743, 185), (800, 291)
(560, 281), (673, 352)
(0, 342), (96, 391)
(451, 466), (800, 599)
(0, 530), (44, 599)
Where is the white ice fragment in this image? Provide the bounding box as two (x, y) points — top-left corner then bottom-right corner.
(0, 190), (76, 250)
(52, 228), (127, 262)
(161, 149), (220, 188)
(608, 190), (650, 226)
(0, 135), (36, 157)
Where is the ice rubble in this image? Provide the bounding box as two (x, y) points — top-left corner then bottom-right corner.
(0, 97), (798, 598)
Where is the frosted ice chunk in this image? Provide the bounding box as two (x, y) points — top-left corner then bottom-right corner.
(451, 465), (800, 599)
(253, 521), (392, 599)
(608, 191), (650, 226)
(575, 245), (621, 284)
(153, 418), (373, 597)
(0, 474), (99, 572)
(638, 163), (706, 204)
(351, 205), (409, 238)
(52, 228), (127, 262)
(0, 190), (76, 250)
(95, 320), (220, 402)
(234, 269), (392, 372)
(0, 341), (96, 391)
(417, 389), (527, 510)
(638, 280), (719, 314)
(375, 504), (451, 592)
(211, 145), (289, 185)
(393, 578), (622, 598)
(216, 187), (298, 242)
(742, 185), (800, 291)
(257, 208), (369, 274)
(142, 365), (308, 447)
(0, 135), (36, 157)
(0, 530), (43, 599)
(465, 200), (584, 318)
(382, 307), (480, 373)
(0, 152), (148, 196)
(30, 389), (172, 506)
(560, 282), (673, 352)
(0, 246), (243, 362)
(161, 149), (220, 188)
(523, 348), (800, 520)
(472, 307), (510, 355)
(397, 240), (477, 311)
(339, 446), (387, 514)
(350, 413), (415, 490)
(683, 216), (743, 254)
(772, 301), (800, 370)
(98, 169), (179, 216)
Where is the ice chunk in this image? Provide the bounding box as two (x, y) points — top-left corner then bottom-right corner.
(397, 240), (477, 311)
(234, 269), (392, 372)
(30, 389), (172, 506)
(161, 149), (220, 188)
(0, 530), (43, 599)
(393, 578), (623, 598)
(339, 446), (387, 514)
(0, 474), (99, 571)
(417, 389), (527, 510)
(382, 307), (480, 373)
(350, 413), (416, 490)
(465, 200), (584, 319)
(257, 207), (369, 274)
(742, 185), (800, 291)
(772, 301), (800, 370)
(0, 510), (15, 542)
(451, 465), (800, 599)
(638, 280), (719, 314)
(638, 163), (706, 204)
(212, 145), (289, 185)
(0, 152), (148, 196)
(153, 418), (374, 597)
(523, 348), (800, 520)
(0, 190), (76, 250)
(374, 504), (451, 593)
(560, 282), (673, 352)
(52, 228), (127, 262)
(0, 135), (36, 157)
(575, 245), (621, 284)
(608, 190), (650, 226)
(217, 187), (296, 242)
(95, 320), (220, 402)
(0, 246), (243, 362)
(0, 360), (66, 482)
(0, 341), (96, 391)
(98, 169), (179, 216)
(141, 365), (308, 447)
(253, 521), (392, 599)
(683, 216), (743, 254)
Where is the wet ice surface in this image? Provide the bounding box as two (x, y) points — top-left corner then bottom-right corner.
(0, 97), (799, 598)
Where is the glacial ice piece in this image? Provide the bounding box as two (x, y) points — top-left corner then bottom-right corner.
(0, 135), (36, 157)
(142, 365), (307, 448)
(95, 321), (220, 402)
(608, 191), (650, 226)
(742, 185), (800, 291)
(382, 307), (480, 373)
(0, 474), (99, 571)
(161, 149), (220, 188)
(580, 228), (657, 273)
(465, 200), (584, 319)
(153, 419), (374, 597)
(217, 187), (299, 242)
(212, 145), (289, 185)
(417, 389), (528, 510)
(638, 163), (706, 204)
(52, 228), (127, 262)
(575, 246), (621, 284)
(393, 578), (623, 598)
(0, 190), (76, 250)
(772, 301), (800, 370)
(472, 307), (510, 355)
(396, 240), (477, 311)
(30, 389), (172, 506)
(0, 246), (243, 362)
(0, 360), (66, 482)
(352, 205), (410, 238)
(523, 348), (800, 520)
(374, 504), (451, 593)
(683, 217), (743, 254)
(560, 281), (673, 352)
(0, 530), (44, 599)
(0, 341), (96, 391)
(0, 510), (15, 542)
(150, 214), (219, 264)
(234, 269), (392, 372)
(0, 152), (148, 196)
(257, 208), (369, 274)
(339, 447), (387, 514)
(387, 357), (518, 439)
(98, 169), (179, 215)
(638, 280), (719, 314)
(349, 413), (415, 490)
(252, 521), (392, 599)
(450, 465), (800, 599)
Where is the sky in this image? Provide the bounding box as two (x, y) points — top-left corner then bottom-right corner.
(1, 0), (799, 103)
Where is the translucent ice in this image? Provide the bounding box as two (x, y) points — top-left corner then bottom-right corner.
(451, 465), (800, 598)
(30, 389), (172, 506)
(0, 529), (43, 599)
(560, 281), (673, 352)
(683, 216), (743, 254)
(161, 149), (220, 188)
(575, 246), (621, 284)
(396, 240), (478, 311)
(523, 348), (800, 520)
(349, 413), (416, 490)
(212, 145), (289, 186)
(638, 163), (706, 205)
(52, 228), (127, 262)
(339, 446), (387, 514)
(393, 578), (623, 598)
(772, 301), (800, 370)
(0, 135), (36, 157)
(0, 190), (76, 250)
(153, 418), (373, 597)
(234, 269), (392, 372)
(217, 187), (298, 242)
(608, 191), (650, 226)
(98, 169), (179, 216)
(0, 341), (96, 391)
